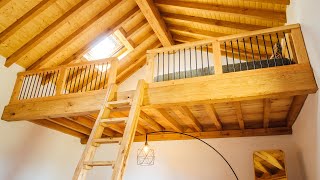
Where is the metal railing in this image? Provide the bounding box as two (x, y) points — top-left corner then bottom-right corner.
(146, 24), (306, 83)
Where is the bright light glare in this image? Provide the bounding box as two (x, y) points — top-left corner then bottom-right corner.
(143, 145), (150, 153)
(84, 35), (120, 61)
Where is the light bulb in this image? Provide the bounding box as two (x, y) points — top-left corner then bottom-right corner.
(143, 144), (150, 153)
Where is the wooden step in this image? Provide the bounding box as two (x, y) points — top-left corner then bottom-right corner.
(106, 99), (132, 109)
(100, 117), (128, 125)
(92, 137), (122, 146)
(83, 161), (115, 169)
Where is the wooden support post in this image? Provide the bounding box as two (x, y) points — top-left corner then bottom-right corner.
(146, 53), (155, 83)
(55, 68), (68, 95)
(108, 58), (118, 86)
(212, 40), (223, 74)
(9, 74), (24, 103)
(291, 28), (309, 64)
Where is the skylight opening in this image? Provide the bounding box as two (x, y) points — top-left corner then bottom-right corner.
(84, 35), (123, 71)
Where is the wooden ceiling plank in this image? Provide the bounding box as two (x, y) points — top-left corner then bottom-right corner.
(59, 6), (141, 66)
(163, 13), (268, 31)
(5, 0), (92, 67)
(125, 19), (148, 39)
(31, 119), (87, 139)
(155, 0), (286, 23)
(27, 0), (125, 70)
(0, 0), (12, 9)
(157, 108), (184, 132)
(177, 106), (203, 132)
(244, 0), (290, 5)
(234, 102), (245, 130)
(139, 111), (164, 131)
(0, 0), (56, 43)
(263, 99), (271, 128)
(204, 104), (223, 130)
(114, 28), (135, 51)
(286, 95), (308, 127)
(135, 0), (174, 46)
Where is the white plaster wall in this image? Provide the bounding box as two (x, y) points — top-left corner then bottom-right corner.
(287, 0), (320, 179)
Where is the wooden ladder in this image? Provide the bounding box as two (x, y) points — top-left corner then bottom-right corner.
(73, 79), (145, 180)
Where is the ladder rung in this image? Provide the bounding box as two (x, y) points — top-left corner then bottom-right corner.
(84, 161), (114, 167)
(92, 137), (122, 145)
(106, 99), (132, 109)
(100, 117), (128, 125)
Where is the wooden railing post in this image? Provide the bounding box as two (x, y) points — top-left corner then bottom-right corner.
(107, 58), (118, 85)
(56, 68), (68, 95)
(146, 53), (155, 83)
(9, 74), (24, 103)
(212, 40), (223, 74)
(290, 28), (309, 64)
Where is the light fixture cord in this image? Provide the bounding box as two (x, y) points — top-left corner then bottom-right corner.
(145, 131), (239, 180)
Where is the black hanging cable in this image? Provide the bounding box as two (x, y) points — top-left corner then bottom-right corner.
(184, 48), (186, 78)
(145, 130), (239, 180)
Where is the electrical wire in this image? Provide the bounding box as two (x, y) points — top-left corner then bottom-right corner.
(145, 130), (239, 180)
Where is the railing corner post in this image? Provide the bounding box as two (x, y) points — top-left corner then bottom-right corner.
(55, 68), (68, 96)
(146, 53), (155, 83)
(290, 28), (309, 64)
(9, 74), (24, 103)
(107, 58), (119, 86)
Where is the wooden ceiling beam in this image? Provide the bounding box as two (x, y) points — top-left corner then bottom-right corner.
(177, 106), (203, 132)
(234, 102), (245, 130)
(157, 108), (184, 132)
(263, 99), (271, 128)
(135, 0), (174, 46)
(204, 104), (223, 130)
(46, 117), (92, 136)
(125, 19), (148, 39)
(31, 119), (87, 139)
(27, 0), (126, 70)
(5, 0), (93, 67)
(169, 24), (227, 39)
(244, 0), (290, 5)
(155, 0), (286, 22)
(139, 111), (164, 131)
(163, 13), (268, 31)
(114, 28), (135, 51)
(0, 0), (11, 9)
(0, 0), (56, 43)
(59, 6), (141, 66)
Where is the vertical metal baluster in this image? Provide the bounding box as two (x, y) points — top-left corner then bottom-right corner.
(162, 52), (165, 81)
(224, 42), (229, 72)
(262, 35), (270, 67)
(179, 49), (181, 79)
(34, 72), (42, 98)
(167, 51), (170, 81)
(206, 44), (210, 75)
(283, 32), (292, 64)
(18, 76), (27, 100)
(236, 39), (242, 71)
(21, 75), (30, 99)
(27, 74), (36, 99)
(173, 51), (175, 80)
(243, 38), (249, 70)
(201, 46), (204, 75)
(189, 47), (192, 77)
(256, 36), (263, 68)
(157, 53), (159, 82)
(269, 34), (277, 66)
(184, 48), (186, 78)
(195, 47), (198, 76)
(249, 37), (256, 69)
(85, 65), (92, 92)
(276, 33), (284, 65)
(230, 41), (236, 72)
